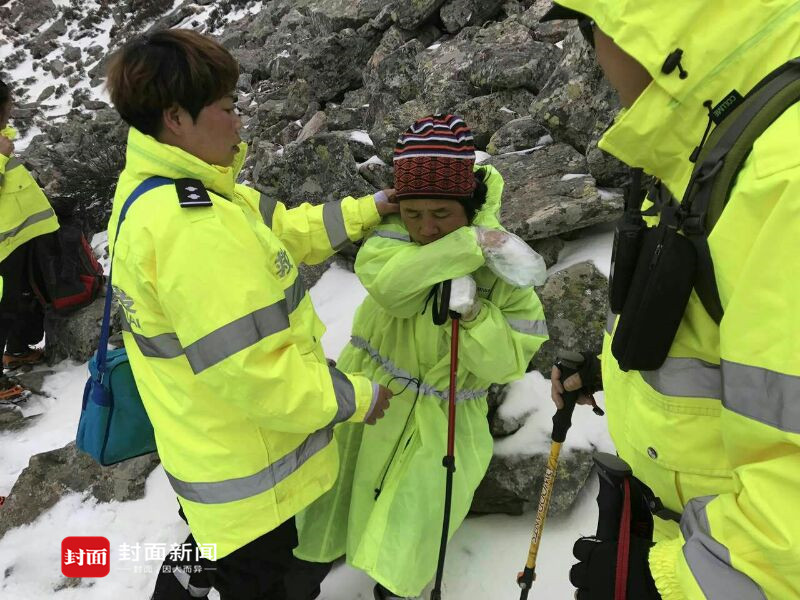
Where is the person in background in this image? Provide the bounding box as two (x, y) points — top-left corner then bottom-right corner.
(295, 115), (549, 599)
(544, 1), (800, 598)
(104, 29), (395, 600)
(0, 78), (59, 400)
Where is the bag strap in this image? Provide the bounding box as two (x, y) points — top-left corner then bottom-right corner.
(681, 57), (800, 323)
(95, 177), (172, 377)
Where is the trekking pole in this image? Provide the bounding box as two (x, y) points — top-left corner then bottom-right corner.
(430, 280), (457, 600)
(516, 350), (585, 599)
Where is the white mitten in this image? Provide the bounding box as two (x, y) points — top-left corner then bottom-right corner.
(449, 275), (480, 321)
(474, 227), (547, 287)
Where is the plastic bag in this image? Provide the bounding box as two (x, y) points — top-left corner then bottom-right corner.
(475, 227), (547, 287)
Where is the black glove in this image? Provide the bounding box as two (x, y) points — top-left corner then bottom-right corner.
(570, 535), (660, 600)
(578, 351), (603, 394)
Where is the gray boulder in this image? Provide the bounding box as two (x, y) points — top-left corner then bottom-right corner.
(292, 0), (388, 27)
(464, 21), (559, 94)
(0, 403), (28, 433)
(529, 28), (628, 185)
(391, 0), (447, 30)
(487, 143), (623, 241)
(0, 442), (160, 540)
(256, 133), (375, 207)
(529, 236), (565, 268)
(531, 261), (609, 375)
(455, 89), (535, 149)
(440, 0), (505, 33)
(6, 0), (57, 34)
(472, 449), (594, 515)
(369, 96), (434, 163)
(44, 294), (121, 365)
(487, 116), (550, 155)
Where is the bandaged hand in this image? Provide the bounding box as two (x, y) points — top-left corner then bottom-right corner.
(474, 227), (547, 287)
(449, 275), (481, 321)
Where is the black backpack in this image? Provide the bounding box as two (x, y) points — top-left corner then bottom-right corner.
(29, 213), (105, 315)
(608, 58), (800, 371)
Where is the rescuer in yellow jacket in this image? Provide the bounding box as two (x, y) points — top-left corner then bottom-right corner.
(296, 116), (549, 599)
(544, 2), (800, 599)
(105, 30), (395, 600)
(0, 78), (59, 399)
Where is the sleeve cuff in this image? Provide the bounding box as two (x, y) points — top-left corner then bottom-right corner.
(347, 374), (374, 423)
(649, 537), (686, 600)
(357, 194), (382, 230)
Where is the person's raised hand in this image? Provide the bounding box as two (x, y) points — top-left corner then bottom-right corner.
(375, 188), (399, 216)
(365, 385), (393, 424)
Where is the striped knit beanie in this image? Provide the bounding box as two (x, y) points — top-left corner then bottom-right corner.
(394, 114), (477, 201)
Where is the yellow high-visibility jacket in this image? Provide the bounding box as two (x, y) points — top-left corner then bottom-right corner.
(108, 128), (382, 558)
(0, 126), (59, 263)
(557, 1), (800, 598)
(295, 165), (549, 596)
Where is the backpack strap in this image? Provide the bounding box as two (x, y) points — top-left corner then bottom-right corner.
(95, 177), (172, 378)
(681, 58), (800, 323)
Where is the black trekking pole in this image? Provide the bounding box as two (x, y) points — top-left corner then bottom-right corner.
(430, 281), (457, 600)
(516, 350), (601, 599)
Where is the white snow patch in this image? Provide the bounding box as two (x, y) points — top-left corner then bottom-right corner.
(560, 173), (590, 181)
(475, 150), (491, 164)
(556, 40), (565, 49)
(536, 134), (554, 146)
(493, 371), (613, 457)
(598, 188), (624, 201)
(548, 222), (615, 278)
(499, 106), (515, 114)
(357, 155), (386, 169)
(427, 42), (442, 51)
(348, 130), (374, 146)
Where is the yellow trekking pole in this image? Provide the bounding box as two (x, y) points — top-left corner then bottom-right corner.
(516, 350), (590, 599)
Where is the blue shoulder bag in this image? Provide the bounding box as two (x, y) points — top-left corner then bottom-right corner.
(76, 176), (172, 465)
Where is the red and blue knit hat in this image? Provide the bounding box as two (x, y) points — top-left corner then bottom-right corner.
(394, 114), (477, 201)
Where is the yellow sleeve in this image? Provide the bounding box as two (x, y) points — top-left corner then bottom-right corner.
(264, 191), (381, 265)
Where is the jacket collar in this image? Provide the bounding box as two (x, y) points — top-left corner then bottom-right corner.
(123, 127), (248, 200)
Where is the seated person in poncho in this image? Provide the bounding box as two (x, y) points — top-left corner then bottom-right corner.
(295, 114), (549, 599)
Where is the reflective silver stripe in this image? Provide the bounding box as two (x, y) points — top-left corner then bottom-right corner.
(119, 312), (184, 358)
(284, 277), (306, 314)
(184, 301), (289, 374)
(118, 282), (306, 366)
(328, 366), (356, 425)
(165, 428), (333, 504)
(507, 318), (548, 337)
(371, 230), (411, 242)
(133, 331), (183, 359)
(681, 496), (767, 600)
(323, 200), (349, 250)
(171, 568), (211, 598)
(259, 193), (278, 228)
(350, 335), (486, 402)
(0, 208), (55, 244)
(722, 359), (800, 433)
(640, 357), (722, 400)
(606, 310), (616, 334)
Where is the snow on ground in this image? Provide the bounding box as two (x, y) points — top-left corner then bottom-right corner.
(0, 234), (614, 599)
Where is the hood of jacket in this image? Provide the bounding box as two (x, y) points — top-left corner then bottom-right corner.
(555, 0), (800, 194)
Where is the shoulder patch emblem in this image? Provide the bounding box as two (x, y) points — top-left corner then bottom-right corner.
(175, 178), (213, 208)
